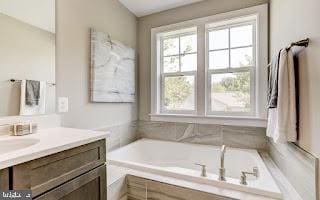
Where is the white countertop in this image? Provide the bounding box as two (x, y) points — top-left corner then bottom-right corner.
(0, 127), (108, 170)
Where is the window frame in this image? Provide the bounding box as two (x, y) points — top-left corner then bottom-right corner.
(150, 4), (268, 127)
(205, 20), (257, 116)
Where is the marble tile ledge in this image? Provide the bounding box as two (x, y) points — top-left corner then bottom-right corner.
(260, 152), (303, 200)
(137, 121), (268, 150)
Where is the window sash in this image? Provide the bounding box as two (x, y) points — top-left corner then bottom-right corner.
(160, 73), (197, 114)
(159, 30), (198, 113)
(207, 68), (256, 116)
(206, 20), (257, 116)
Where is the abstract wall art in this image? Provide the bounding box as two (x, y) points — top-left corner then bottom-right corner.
(90, 28), (135, 102)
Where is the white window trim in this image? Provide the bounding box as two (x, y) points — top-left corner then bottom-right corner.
(150, 4), (268, 127)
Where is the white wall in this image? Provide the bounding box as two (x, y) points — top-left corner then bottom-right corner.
(56, 0), (137, 129)
(0, 13), (55, 116)
(270, 0), (320, 195)
(137, 0), (269, 121)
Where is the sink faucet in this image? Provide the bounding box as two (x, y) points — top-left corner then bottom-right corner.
(218, 145), (226, 181)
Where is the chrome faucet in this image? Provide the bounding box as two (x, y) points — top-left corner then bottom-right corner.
(218, 145), (226, 181)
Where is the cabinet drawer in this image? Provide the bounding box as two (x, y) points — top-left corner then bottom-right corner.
(34, 165), (106, 200)
(0, 168), (9, 190)
(12, 139), (106, 197)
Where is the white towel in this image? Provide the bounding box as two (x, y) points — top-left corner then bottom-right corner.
(20, 80), (47, 116)
(267, 49), (297, 143)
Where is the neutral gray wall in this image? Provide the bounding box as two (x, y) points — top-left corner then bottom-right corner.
(137, 0), (269, 121)
(270, 0), (320, 196)
(0, 13), (55, 116)
(56, 0), (138, 129)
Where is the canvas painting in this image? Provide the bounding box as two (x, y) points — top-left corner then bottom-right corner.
(90, 28), (135, 102)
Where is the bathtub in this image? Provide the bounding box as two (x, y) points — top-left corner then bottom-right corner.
(107, 139), (282, 199)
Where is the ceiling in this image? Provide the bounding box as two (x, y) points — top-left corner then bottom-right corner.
(118, 0), (204, 17)
(0, 0), (55, 33)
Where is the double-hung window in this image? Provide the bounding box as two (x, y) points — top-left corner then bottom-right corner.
(151, 5), (268, 125)
(160, 28), (197, 114)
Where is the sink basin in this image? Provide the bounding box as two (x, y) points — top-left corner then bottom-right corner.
(0, 138), (40, 154)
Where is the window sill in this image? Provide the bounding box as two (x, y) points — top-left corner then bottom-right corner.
(149, 113), (267, 127)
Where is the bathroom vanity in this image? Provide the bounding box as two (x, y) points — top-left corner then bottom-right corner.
(0, 127), (108, 199)
(0, 168), (9, 190)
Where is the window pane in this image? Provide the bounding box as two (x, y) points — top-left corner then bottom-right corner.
(230, 25), (253, 48)
(163, 56), (179, 73)
(164, 76), (195, 110)
(180, 34), (197, 54)
(230, 47), (253, 68)
(181, 53), (197, 72)
(163, 37), (179, 56)
(209, 29), (229, 50)
(211, 72), (251, 112)
(209, 50), (229, 69)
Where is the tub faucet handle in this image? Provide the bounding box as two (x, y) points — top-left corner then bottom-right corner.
(252, 167), (259, 177)
(240, 167), (259, 185)
(195, 163), (207, 177)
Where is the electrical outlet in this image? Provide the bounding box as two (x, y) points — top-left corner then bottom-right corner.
(58, 97), (69, 113)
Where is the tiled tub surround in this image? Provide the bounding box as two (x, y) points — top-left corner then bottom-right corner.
(268, 140), (318, 200)
(137, 121), (268, 150)
(105, 120), (317, 199)
(97, 121), (137, 152)
(107, 151), (304, 200)
(107, 165), (280, 200)
(108, 139), (282, 199)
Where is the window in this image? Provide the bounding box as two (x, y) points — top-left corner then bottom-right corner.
(207, 22), (255, 115)
(151, 5), (268, 126)
(159, 28), (197, 113)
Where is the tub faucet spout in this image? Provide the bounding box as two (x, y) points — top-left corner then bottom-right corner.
(219, 145), (226, 181)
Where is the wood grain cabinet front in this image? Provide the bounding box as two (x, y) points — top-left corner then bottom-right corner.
(0, 168), (9, 190)
(34, 165), (106, 200)
(127, 175), (234, 200)
(12, 139), (106, 199)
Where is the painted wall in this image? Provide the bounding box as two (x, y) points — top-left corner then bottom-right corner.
(270, 0), (320, 196)
(137, 0), (269, 120)
(56, 0), (138, 129)
(0, 13), (55, 116)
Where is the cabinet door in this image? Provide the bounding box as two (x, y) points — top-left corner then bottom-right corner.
(13, 139), (106, 197)
(0, 169), (9, 190)
(34, 165), (106, 200)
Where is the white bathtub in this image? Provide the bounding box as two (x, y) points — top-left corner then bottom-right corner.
(108, 139), (282, 199)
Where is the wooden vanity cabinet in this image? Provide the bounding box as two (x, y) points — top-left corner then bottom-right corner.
(0, 168), (9, 190)
(11, 139), (106, 200)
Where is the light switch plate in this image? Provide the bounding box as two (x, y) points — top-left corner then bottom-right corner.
(58, 97), (69, 113)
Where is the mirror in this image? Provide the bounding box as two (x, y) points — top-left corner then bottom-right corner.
(0, 0), (55, 116)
